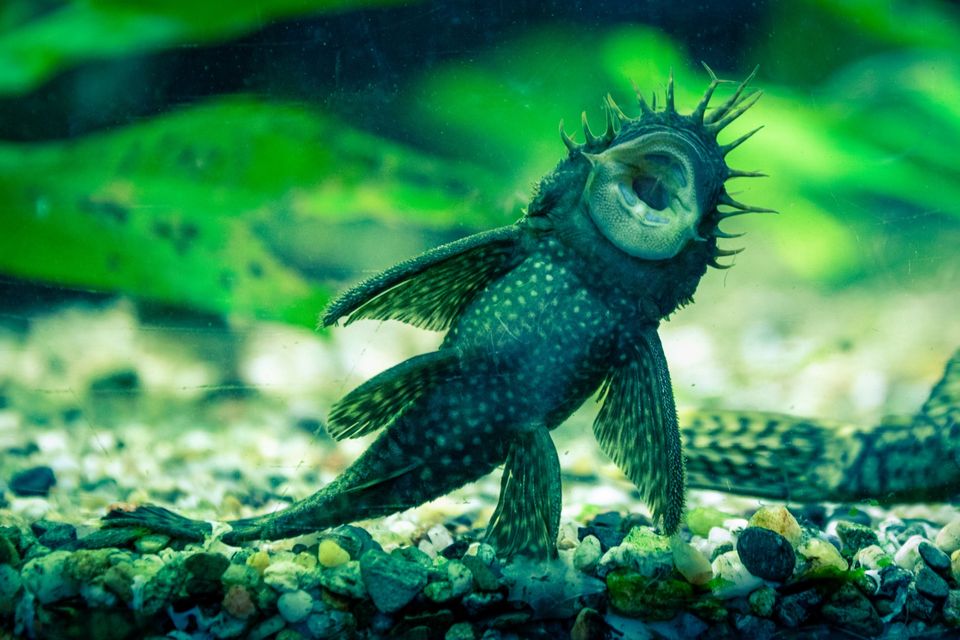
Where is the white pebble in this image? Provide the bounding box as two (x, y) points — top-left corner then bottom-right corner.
(854, 545), (891, 571)
(711, 550), (762, 599)
(708, 526), (734, 547)
(278, 589), (313, 623)
(263, 561), (305, 592)
(936, 519), (960, 554)
(427, 524), (454, 551)
(573, 536), (602, 573)
(894, 535), (925, 571)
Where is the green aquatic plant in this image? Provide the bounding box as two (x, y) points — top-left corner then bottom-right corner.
(0, 0), (408, 97)
(106, 70), (770, 557)
(0, 97), (500, 326)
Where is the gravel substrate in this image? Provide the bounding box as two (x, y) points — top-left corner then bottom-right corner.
(3, 505), (960, 638)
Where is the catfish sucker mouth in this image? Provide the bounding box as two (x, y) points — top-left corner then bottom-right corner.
(583, 131), (709, 259)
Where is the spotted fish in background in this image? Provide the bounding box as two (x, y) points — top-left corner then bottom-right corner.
(106, 69), (770, 557)
(684, 348), (960, 504)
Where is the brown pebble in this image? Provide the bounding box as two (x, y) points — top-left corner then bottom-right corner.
(223, 584), (256, 619)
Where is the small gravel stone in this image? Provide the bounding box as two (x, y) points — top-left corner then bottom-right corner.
(360, 549), (427, 612)
(248, 615), (286, 640)
(895, 534), (926, 570)
(460, 554), (499, 592)
(737, 527), (796, 581)
(21, 550), (78, 604)
(306, 610), (354, 638)
(748, 586), (776, 618)
(835, 520), (879, 555)
(10, 466), (57, 496)
(461, 591), (504, 616)
(748, 506), (802, 547)
(0, 564), (22, 615)
(277, 589), (313, 623)
(878, 565), (913, 599)
(907, 586), (938, 620)
(798, 537), (848, 577)
(222, 584), (256, 619)
(936, 519), (960, 554)
(134, 533), (170, 554)
(919, 540), (951, 574)
(953, 549), (960, 584)
(915, 565), (949, 600)
(317, 539), (350, 568)
(264, 560), (306, 592)
(734, 614), (776, 640)
(570, 607), (606, 640)
(185, 552), (229, 597)
(573, 535), (602, 573)
(29, 519), (75, 548)
(854, 544), (892, 571)
(777, 589), (823, 628)
(820, 583), (882, 637)
(711, 550), (763, 599)
(445, 621), (476, 640)
(318, 559), (365, 599)
(670, 537), (712, 585)
(944, 590), (960, 627)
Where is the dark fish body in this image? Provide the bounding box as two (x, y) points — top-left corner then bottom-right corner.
(105, 70), (771, 556)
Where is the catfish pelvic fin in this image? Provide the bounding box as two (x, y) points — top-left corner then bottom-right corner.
(322, 224), (524, 331)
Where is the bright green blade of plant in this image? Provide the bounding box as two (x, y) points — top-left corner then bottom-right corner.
(0, 96), (503, 326)
(0, 0), (411, 97)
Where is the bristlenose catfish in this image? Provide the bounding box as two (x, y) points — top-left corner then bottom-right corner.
(106, 68), (771, 557)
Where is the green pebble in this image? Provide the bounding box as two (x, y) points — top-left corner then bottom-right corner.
(686, 507), (735, 537)
(0, 532), (20, 566)
(748, 585), (777, 617)
(606, 569), (693, 620)
(0, 564), (22, 615)
(445, 622), (476, 640)
(461, 555), (499, 591)
(134, 534), (171, 554)
(836, 521), (880, 557)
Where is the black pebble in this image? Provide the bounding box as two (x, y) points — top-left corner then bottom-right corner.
(776, 589), (823, 628)
(918, 540), (951, 574)
(878, 565), (912, 599)
(914, 565), (949, 600)
(5, 442), (39, 458)
(737, 527), (796, 582)
(441, 539), (472, 560)
(30, 520), (76, 549)
(10, 465), (56, 496)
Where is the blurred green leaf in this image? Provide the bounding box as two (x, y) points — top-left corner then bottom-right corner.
(0, 97), (503, 326)
(0, 0), (408, 97)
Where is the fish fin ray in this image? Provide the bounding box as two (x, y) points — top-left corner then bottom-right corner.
(593, 330), (684, 533)
(327, 349), (463, 440)
(321, 225), (524, 331)
(485, 427), (561, 559)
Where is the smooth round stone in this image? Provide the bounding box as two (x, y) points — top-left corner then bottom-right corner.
(737, 527), (796, 582)
(573, 535), (602, 573)
(894, 535), (925, 571)
(748, 506), (802, 547)
(318, 539), (350, 568)
(915, 566), (949, 601)
(359, 550), (427, 613)
(798, 538), (848, 577)
(277, 589), (313, 623)
(854, 545), (891, 571)
(10, 466), (57, 497)
(936, 519), (960, 554)
(919, 540), (951, 574)
(670, 537), (712, 586)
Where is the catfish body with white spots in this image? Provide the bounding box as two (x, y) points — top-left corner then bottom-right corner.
(105, 71), (770, 557)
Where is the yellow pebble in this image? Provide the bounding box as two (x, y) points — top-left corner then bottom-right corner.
(318, 539), (351, 568)
(247, 550), (271, 574)
(749, 506), (802, 547)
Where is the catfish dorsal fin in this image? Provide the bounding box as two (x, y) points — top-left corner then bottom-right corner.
(321, 225), (524, 331)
